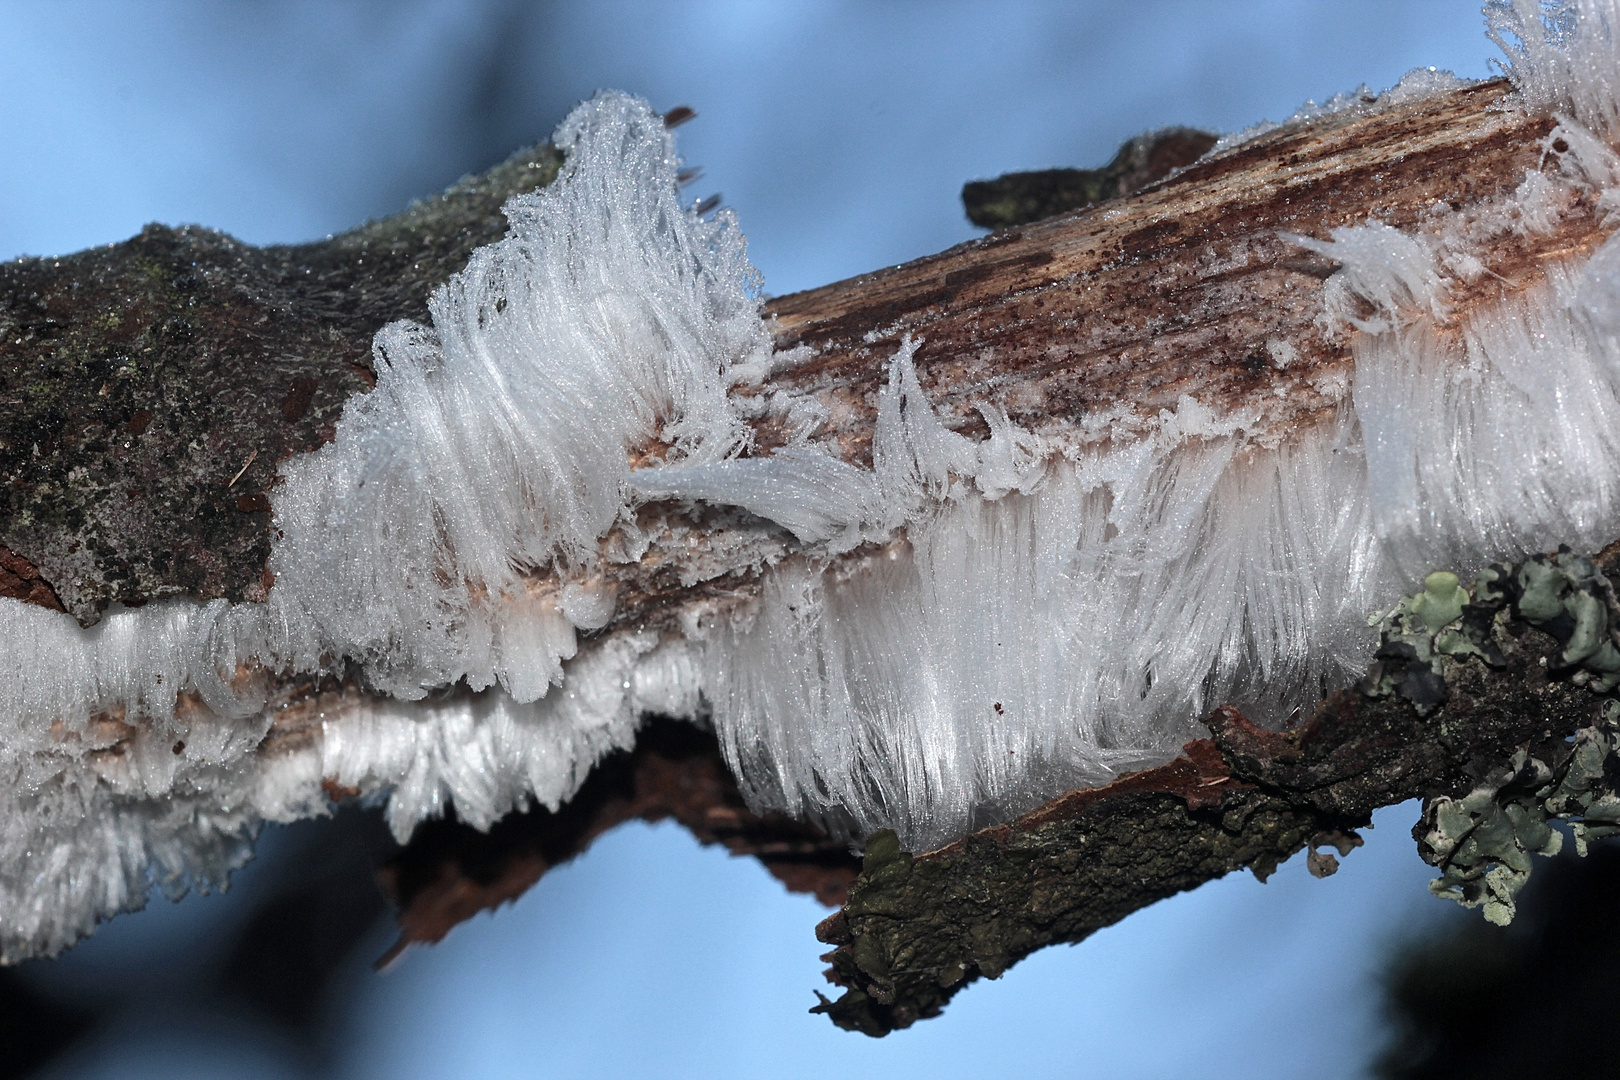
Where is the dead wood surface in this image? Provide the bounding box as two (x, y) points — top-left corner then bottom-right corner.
(4, 78), (1584, 648)
(960, 127), (1218, 229)
(2, 77), (1613, 1031)
(758, 77), (1569, 460)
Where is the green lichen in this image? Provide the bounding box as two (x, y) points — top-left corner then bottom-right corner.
(1358, 549), (1620, 922)
(1360, 569), (1506, 713)
(1418, 748), (1563, 925)
(1526, 553), (1620, 690)
(1540, 702), (1620, 855)
(1411, 570), (1466, 632)
(1419, 713), (1620, 924)
(1361, 549), (1620, 717)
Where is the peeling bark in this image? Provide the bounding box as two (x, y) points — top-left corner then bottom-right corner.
(760, 78), (1565, 462)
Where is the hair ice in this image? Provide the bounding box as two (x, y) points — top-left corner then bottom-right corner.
(12, 4), (1620, 959)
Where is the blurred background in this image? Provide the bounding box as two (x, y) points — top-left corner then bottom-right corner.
(0, 2), (1592, 1078)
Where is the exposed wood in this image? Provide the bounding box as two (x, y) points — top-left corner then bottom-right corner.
(758, 78), (1567, 462)
(572, 77), (1592, 645)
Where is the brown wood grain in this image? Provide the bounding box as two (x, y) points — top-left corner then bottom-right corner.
(755, 78), (1567, 463)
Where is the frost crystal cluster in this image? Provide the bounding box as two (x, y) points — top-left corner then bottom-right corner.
(9, 2), (1620, 961)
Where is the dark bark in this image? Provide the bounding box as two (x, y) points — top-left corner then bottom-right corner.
(960, 127), (1217, 229)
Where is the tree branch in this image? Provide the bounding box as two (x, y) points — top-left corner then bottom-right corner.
(4, 75), (1615, 1032)
(0, 144), (561, 623)
(5, 79), (1571, 647)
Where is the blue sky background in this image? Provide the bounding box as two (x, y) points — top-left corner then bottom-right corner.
(1, 2), (1505, 1078)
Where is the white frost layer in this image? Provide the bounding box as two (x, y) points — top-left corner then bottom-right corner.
(1206, 66), (1475, 158)
(1490, 0), (1620, 135)
(705, 422), (1382, 847)
(694, 248), (1620, 848)
(12, 3), (1620, 958)
(664, 109), (1620, 848)
(0, 602), (701, 959)
(259, 90), (769, 703)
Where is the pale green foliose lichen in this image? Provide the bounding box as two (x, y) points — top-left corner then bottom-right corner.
(1418, 748), (1564, 926)
(1359, 569), (1506, 714)
(1359, 550), (1620, 923)
(1419, 712), (1620, 925)
(1515, 551), (1620, 691)
(1363, 550), (1620, 717)
(1541, 701), (1620, 856)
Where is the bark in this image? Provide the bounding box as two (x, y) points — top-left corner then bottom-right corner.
(1, 77), (1612, 1031)
(960, 127), (1218, 229)
(0, 144), (562, 623)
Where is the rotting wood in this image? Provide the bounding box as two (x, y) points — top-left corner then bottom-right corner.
(759, 78), (1571, 460)
(554, 76), (1597, 645)
(4, 78), (1586, 647)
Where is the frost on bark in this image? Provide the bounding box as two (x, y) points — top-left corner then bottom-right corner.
(3, 77), (1617, 1032)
